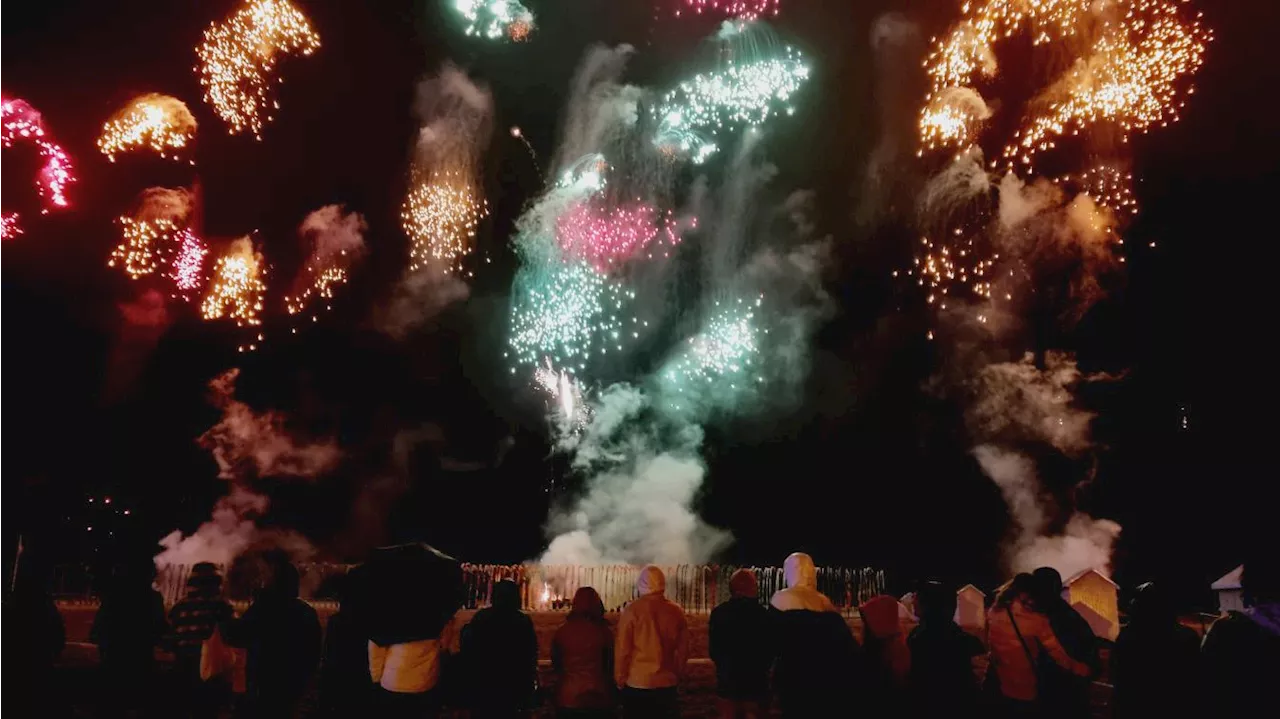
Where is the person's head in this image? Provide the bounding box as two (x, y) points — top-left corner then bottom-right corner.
(783, 552), (817, 590)
(1033, 567), (1064, 600)
(569, 586), (605, 620)
(492, 579), (522, 611)
(997, 573), (1036, 609)
(637, 565), (666, 596)
(859, 595), (903, 639)
(185, 562), (224, 599)
(918, 581), (957, 624)
(268, 560), (301, 599)
(729, 568), (758, 599)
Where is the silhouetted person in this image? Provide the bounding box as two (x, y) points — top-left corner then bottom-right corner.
(1201, 556), (1280, 718)
(168, 562), (234, 719)
(551, 586), (615, 718)
(1031, 567), (1099, 719)
(1110, 581), (1198, 718)
(907, 581), (984, 718)
(615, 565), (689, 719)
(318, 568), (372, 717)
(6, 560), (67, 718)
(986, 574), (1090, 718)
(91, 558), (168, 717)
(222, 560), (322, 718)
(709, 569), (775, 719)
(860, 594), (911, 714)
(460, 579), (539, 718)
(770, 552), (860, 719)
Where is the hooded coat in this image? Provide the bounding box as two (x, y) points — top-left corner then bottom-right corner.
(615, 566), (689, 689)
(552, 587), (615, 709)
(769, 553), (860, 717)
(709, 570), (776, 701)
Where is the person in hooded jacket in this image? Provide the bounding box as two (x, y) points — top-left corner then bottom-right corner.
(709, 569), (775, 719)
(1200, 555), (1280, 718)
(907, 581), (985, 718)
(221, 560), (322, 718)
(551, 586), (615, 718)
(859, 594), (911, 714)
(91, 557), (169, 717)
(769, 552), (860, 718)
(461, 579), (539, 718)
(1030, 568), (1099, 719)
(1110, 581), (1198, 719)
(615, 565), (689, 719)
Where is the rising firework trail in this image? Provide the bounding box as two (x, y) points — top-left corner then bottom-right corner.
(196, 0), (321, 139)
(97, 93), (198, 162)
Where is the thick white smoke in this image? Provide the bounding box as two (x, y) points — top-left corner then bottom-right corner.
(974, 445), (1120, 579)
(550, 44), (638, 176)
(968, 351), (1098, 456)
(155, 370), (339, 567)
(297, 204), (367, 262)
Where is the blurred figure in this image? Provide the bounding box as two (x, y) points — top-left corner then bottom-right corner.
(615, 565), (689, 719)
(709, 568), (775, 719)
(1111, 581), (1198, 718)
(907, 581), (984, 718)
(859, 594), (911, 714)
(6, 558), (67, 718)
(1030, 567), (1099, 719)
(168, 562), (234, 719)
(1201, 556), (1280, 718)
(551, 586), (615, 718)
(461, 579), (538, 718)
(318, 567), (372, 717)
(770, 553), (860, 719)
(986, 573), (1091, 718)
(91, 557), (168, 717)
(222, 560), (322, 718)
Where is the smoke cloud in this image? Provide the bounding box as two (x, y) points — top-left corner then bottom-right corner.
(156, 370), (339, 567)
(134, 186), (195, 224)
(968, 351), (1098, 456)
(297, 204), (367, 261)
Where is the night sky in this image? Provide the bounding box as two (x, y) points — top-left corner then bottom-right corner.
(4, 0), (1277, 597)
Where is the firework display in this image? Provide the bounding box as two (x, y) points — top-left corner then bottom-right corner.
(507, 262), (641, 374)
(109, 217), (181, 280)
(402, 171), (490, 276)
(98, 93), (198, 162)
(169, 229), (209, 301)
(655, 46), (809, 163)
(897, 231), (1001, 315)
(919, 0), (1210, 172)
(196, 0), (321, 138)
(534, 359), (593, 434)
(662, 296), (764, 402)
(2, 97), (76, 212)
(675, 0), (780, 21)
(201, 239), (267, 331)
(1, 213), (22, 240)
(1054, 165), (1138, 219)
(556, 201), (690, 272)
(454, 0), (535, 41)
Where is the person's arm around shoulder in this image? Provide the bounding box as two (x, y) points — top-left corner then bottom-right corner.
(614, 606), (634, 688)
(1031, 612), (1091, 677)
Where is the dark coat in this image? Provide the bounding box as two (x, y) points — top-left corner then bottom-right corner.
(1111, 618), (1199, 718)
(709, 596), (776, 700)
(222, 593), (322, 711)
(1200, 608), (1280, 719)
(461, 583), (538, 713)
(907, 620), (985, 716)
(551, 612), (614, 709)
(771, 608), (860, 717)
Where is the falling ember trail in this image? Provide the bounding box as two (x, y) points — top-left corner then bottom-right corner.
(401, 171), (489, 277)
(202, 238), (267, 351)
(196, 0), (321, 139)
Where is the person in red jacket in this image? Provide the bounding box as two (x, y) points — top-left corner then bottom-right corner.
(552, 586), (615, 718)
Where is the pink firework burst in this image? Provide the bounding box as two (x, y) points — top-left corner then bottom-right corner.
(2, 97), (76, 212)
(169, 229), (208, 300)
(556, 201), (692, 272)
(1, 213), (22, 240)
(675, 0), (780, 21)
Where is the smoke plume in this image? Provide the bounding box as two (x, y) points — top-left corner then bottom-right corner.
(134, 186), (195, 224)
